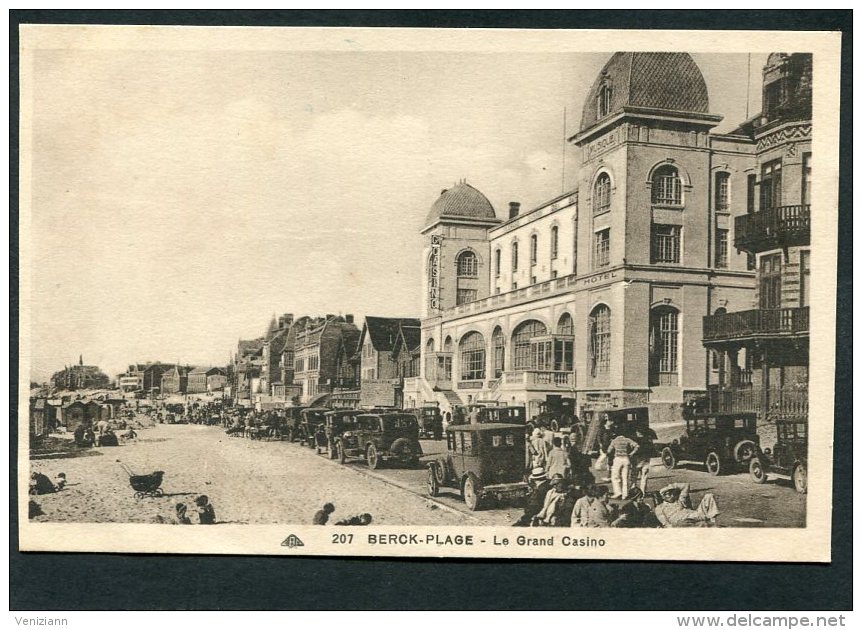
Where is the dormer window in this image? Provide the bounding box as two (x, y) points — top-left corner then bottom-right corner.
(597, 83), (612, 119)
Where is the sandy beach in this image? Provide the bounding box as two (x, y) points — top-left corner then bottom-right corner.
(29, 423), (467, 526)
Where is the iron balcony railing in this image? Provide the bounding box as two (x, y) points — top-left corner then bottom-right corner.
(703, 307), (809, 342)
(734, 204), (810, 253)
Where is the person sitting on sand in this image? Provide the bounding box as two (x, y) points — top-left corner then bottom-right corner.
(54, 472), (67, 491)
(313, 503), (335, 525)
(174, 503), (192, 525)
(29, 472), (56, 495)
(194, 495), (216, 524)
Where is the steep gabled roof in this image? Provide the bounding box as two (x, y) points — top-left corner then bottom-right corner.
(359, 317), (421, 353)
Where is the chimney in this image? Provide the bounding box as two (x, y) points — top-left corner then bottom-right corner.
(509, 202), (521, 219)
(345, 314), (354, 324)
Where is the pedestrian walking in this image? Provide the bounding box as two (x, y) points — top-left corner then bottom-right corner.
(607, 431), (640, 499)
(546, 437), (571, 479)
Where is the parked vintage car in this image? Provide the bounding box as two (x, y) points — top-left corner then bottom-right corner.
(529, 397), (577, 433)
(581, 406), (650, 454)
(427, 423), (530, 511)
(322, 409), (364, 459)
(451, 405), (527, 427)
(299, 407), (329, 447)
(406, 406), (444, 439)
(661, 412), (759, 476)
(749, 419), (808, 493)
(336, 412), (424, 469)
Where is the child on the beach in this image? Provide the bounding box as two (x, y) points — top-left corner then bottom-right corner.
(194, 495), (216, 524)
(54, 472), (67, 490)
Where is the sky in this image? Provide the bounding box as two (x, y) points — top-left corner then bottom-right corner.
(24, 33), (767, 382)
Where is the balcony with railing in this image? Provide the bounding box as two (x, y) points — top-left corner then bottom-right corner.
(703, 307), (809, 344)
(734, 204), (810, 253)
(707, 386), (808, 422)
(500, 370), (576, 390)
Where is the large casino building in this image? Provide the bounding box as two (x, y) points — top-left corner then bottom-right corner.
(402, 51), (812, 429)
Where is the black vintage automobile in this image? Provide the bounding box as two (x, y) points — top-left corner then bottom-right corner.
(336, 412), (424, 469)
(299, 407), (329, 447)
(661, 412), (759, 476)
(322, 409), (363, 459)
(581, 406), (650, 454)
(406, 406), (444, 440)
(427, 423), (529, 511)
(451, 404), (527, 426)
(529, 397), (577, 433)
(749, 419), (808, 493)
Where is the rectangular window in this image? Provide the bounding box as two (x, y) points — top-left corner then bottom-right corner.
(747, 174), (757, 213)
(715, 172), (730, 212)
(551, 270), (558, 279)
(554, 339), (574, 372)
(456, 289), (477, 305)
(760, 160), (782, 211)
(651, 224), (681, 264)
(715, 228), (729, 268)
(759, 253), (782, 308)
(800, 250), (811, 307)
(747, 253), (756, 271)
(531, 276), (537, 285)
(594, 228), (610, 268)
(511, 281), (518, 291)
(495, 286), (501, 295)
(550, 227), (559, 259)
(512, 242), (519, 271)
(802, 153), (812, 207)
(530, 235), (538, 265)
(494, 249), (501, 277)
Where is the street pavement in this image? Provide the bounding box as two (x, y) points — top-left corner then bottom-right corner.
(31, 423), (806, 527)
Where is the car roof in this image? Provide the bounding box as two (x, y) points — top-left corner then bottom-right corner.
(448, 423), (525, 432)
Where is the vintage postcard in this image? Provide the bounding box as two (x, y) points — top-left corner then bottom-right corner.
(18, 25), (841, 561)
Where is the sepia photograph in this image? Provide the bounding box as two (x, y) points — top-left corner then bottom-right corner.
(16, 24), (841, 562)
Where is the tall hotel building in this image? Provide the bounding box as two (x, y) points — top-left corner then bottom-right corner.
(404, 52), (807, 428)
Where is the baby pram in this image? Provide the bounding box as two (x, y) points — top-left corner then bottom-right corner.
(117, 460), (165, 499)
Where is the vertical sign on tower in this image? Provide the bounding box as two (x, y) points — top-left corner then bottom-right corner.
(429, 235), (442, 310)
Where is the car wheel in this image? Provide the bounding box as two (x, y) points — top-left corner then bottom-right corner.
(337, 442), (346, 465)
(734, 440), (757, 463)
(793, 462), (808, 494)
(705, 451), (722, 476)
(462, 474), (481, 511)
(749, 456), (768, 484)
(427, 467), (440, 497)
(550, 419), (560, 433)
(366, 444), (380, 469)
(661, 446), (677, 470)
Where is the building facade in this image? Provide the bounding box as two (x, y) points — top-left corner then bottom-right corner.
(701, 53), (811, 441)
(160, 365), (191, 394)
(355, 316), (421, 408)
(293, 315), (359, 405)
(188, 366), (227, 394)
(406, 52), (761, 425)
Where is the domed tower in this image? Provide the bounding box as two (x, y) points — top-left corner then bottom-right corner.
(421, 181), (501, 317)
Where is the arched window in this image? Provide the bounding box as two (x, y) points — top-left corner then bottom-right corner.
(715, 172), (730, 212)
(457, 250), (478, 277)
(492, 327), (505, 378)
(443, 336), (453, 353)
(557, 313), (574, 336)
(651, 165), (683, 206)
(589, 305), (611, 377)
(459, 332), (486, 381)
(425, 338), (434, 353)
(649, 307), (679, 386)
(530, 234), (538, 265)
(593, 173), (612, 215)
(511, 320), (548, 370)
(550, 226), (559, 260)
(597, 84), (612, 119)
(512, 241), (519, 272)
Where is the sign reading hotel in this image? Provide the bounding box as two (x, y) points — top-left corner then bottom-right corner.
(429, 234), (442, 310)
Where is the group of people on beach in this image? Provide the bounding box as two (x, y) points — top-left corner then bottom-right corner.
(169, 495), (217, 525)
(312, 503), (373, 526)
(517, 412), (720, 528)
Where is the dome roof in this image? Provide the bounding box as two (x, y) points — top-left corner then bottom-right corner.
(425, 182), (497, 226)
(580, 52), (710, 132)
